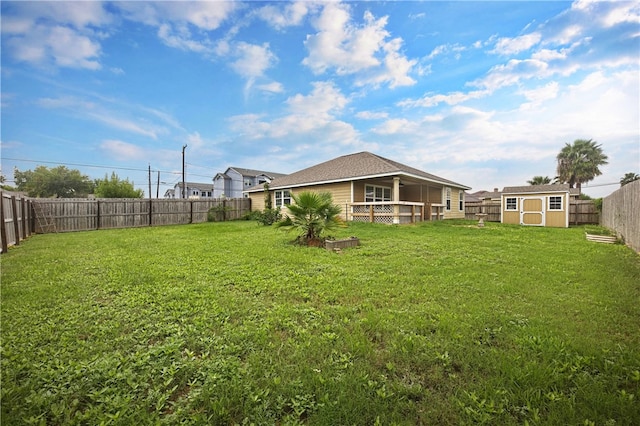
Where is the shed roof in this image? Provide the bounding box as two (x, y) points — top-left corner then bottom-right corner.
(502, 184), (578, 195)
(246, 151), (470, 191)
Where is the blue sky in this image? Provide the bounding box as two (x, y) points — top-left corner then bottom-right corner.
(1, 1), (638, 198)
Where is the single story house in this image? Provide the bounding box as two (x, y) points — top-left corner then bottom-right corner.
(244, 151), (471, 224)
(213, 167), (286, 198)
(165, 182), (215, 199)
(501, 184), (579, 228)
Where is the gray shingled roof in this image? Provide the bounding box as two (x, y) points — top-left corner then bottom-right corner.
(228, 167), (287, 179)
(176, 182), (214, 191)
(247, 152), (470, 191)
(502, 184), (577, 194)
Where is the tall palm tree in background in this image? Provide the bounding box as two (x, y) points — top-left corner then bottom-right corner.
(556, 139), (608, 193)
(620, 172), (640, 187)
(527, 176), (552, 185)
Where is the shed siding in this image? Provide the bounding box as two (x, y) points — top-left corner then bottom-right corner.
(501, 192), (569, 227)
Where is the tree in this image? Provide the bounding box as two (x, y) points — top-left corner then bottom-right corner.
(556, 139), (608, 193)
(14, 165), (94, 198)
(620, 172), (640, 187)
(94, 172), (144, 198)
(527, 176), (552, 185)
(275, 191), (344, 246)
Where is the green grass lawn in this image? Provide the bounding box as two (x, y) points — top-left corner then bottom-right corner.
(1, 220), (639, 425)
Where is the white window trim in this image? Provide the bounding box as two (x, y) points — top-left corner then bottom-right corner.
(548, 195), (563, 211)
(365, 184), (391, 202)
(274, 189), (291, 207)
(505, 197), (518, 211)
(444, 187), (451, 211)
(459, 190), (464, 211)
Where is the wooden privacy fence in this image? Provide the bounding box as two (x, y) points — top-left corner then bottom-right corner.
(1, 191), (33, 253)
(601, 180), (640, 253)
(1, 195), (251, 252)
(31, 198), (251, 233)
(465, 200), (599, 224)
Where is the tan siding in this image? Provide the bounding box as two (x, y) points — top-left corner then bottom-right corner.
(248, 192), (265, 211)
(353, 181), (365, 202)
(503, 210), (519, 224)
(272, 183), (352, 221)
(444, 189), (465, 219)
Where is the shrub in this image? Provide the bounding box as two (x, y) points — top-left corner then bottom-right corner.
(255, 208), (282, 226)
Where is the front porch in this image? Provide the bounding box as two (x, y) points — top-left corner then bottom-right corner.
(349, 201), (446, 224)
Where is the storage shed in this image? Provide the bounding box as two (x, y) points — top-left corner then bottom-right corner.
(501, 184), (575, 228)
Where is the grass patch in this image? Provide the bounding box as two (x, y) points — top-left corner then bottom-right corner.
(2, 221), (639, 424)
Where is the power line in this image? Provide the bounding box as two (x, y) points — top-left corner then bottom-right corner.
(2, 157), (215, 180)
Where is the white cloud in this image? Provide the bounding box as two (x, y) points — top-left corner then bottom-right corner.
(356, 111), (389, 120)
(227, 81), (362, 148)
(157, 23), (211, 53)
(398, 90), (489, 109)
(230, 42), (277, 79)
(491, 32), (542, 55)
(303, 3), (416, 88)
(519, 81), (560, 110)
(1, 2), (109, 70)
(118, 1), (236, 31)
(471, 58), (549, 92)
(256, 82), (284, 94)
(36, 95), (172, 140)
(100, 140), (147, 160)
(255, 1), (313, 30)
(48, 26), (102, 69)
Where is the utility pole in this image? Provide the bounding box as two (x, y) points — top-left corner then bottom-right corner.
(182, 144), (187, 199)
(156, 171), (160, 198)
(148, 164), (152, 199)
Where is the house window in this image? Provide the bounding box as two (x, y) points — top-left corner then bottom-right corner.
(506, 198), (517, 210)
(275, 190), (291, 207)
(445, 187), (451, 211)
(459, 191), (464, 211)
(365, 185), (391, 202)
(549, 196), (563, 210)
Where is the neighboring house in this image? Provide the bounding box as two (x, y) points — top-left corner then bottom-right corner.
(244, 151), (471, 224)
(213, 167), (287, 198)
(501, 184), (579, 228)
(466, 188), (502, 203)
(166, 182), (215, 199)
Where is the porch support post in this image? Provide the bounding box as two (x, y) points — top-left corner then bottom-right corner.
(393, 177), (400, 224)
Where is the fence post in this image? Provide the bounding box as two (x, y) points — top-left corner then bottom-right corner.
(97, 200), (101, 230)
(20, 197), (27, 241)
(0, 192), (7, 253)
(11, 196), (20, 246)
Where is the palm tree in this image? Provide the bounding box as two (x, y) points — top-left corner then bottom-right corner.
(275, 191), (344, 246)
(620, 172), (640, 187)
(527, 176), (552, 185)
(556, 139), (608, 193)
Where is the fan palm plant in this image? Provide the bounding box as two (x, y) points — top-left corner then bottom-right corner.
(556, 139), (608, 193)
(275, 191), (344, 245)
